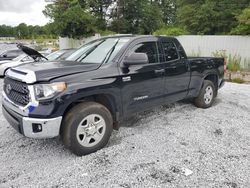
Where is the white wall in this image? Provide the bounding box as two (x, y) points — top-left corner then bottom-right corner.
(177, 35), (250, 69)
(59, 34), (101, 49)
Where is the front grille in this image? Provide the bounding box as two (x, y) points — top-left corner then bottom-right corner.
(4, 77), (30, 106)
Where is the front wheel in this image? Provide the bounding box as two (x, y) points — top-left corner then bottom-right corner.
(194, 80), (216, 108)
(61, 102), (113, 156)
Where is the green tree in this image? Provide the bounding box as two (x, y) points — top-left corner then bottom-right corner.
(88, 0), (114, 30)
(153, 26), (189, 36)
(122, 0), (145, 34)
(0, 25), (15, 37)
(155, 0), (177, 24)
(110, 18), (129, 34)
(43, 0), (96, 38)
(139, 3), (164, 34)
(15, 23), (29, 39)
(231, 6), (250, 34)
(177, 0), (249, 34)
(110, 0), (164, 34)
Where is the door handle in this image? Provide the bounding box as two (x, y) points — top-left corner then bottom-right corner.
(154, 69), (165, 74)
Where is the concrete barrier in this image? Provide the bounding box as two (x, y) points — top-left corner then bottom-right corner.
(59, 34), (101, 50)
(177, 35), (250, 69)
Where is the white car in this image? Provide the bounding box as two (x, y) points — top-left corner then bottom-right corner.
(0, 44), (75, 77)
(0, 54), (34, 76)
(0, 44), (49, 77)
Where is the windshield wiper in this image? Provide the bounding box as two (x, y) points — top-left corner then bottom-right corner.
(101, 39), (120, 64)
(76, 40), (105, 62)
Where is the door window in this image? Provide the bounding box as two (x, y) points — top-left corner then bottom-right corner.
(132, 42), (159, 64)
(162, 42), (179, 61)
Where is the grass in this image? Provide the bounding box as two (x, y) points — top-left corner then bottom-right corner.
(212, 50), (242, 72)
(227, 54), (241, 72)
(231, 78), (245, 84)
(212, 50), (227, 58)
(242, 58), (250, 72)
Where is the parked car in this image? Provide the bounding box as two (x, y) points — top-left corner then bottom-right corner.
(2, 35), (225, 156)
(0, 54), (34, 76)
(0, 44), (48, 77)
(46, 49), (76, 61)
(0, 49), (24, 61)
(0, 47), (75, 77)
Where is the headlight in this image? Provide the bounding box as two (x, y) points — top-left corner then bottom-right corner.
(34, 82), (67, 100)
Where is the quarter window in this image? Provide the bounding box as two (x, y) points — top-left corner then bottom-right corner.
(162, 42), (179, 61)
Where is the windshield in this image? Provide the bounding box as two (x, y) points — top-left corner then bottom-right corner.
(47, 50), (67, 61)
(58, 49), (75, 60)
(66, 37), (131, 64)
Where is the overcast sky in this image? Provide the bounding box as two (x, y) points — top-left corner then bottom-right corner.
(0, 0), (50, 26)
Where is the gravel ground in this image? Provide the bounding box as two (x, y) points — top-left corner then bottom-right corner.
(0, 80), (250, 188)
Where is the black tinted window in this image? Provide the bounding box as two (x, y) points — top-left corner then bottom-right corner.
(162, 42), (179, 61)
(133, 42), (158, 64)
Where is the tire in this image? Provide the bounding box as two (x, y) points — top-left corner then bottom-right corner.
(61, 102), (113, 156)
(194, 80), (216, 108)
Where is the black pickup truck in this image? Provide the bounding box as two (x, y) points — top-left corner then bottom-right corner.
(2, 35), (225, 155)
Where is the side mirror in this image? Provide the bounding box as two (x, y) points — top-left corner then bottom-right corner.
(3, 54), (7, 58)
(123, 52), (149, 66)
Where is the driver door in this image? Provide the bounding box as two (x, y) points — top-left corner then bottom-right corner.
(119, 40), (166, 117)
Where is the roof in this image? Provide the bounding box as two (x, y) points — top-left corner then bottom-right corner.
(99, 34), (176, 41)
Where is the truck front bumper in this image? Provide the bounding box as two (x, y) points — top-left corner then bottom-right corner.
(2, 105), (62, 139)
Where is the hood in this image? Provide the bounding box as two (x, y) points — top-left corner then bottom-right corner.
(17, 44), (48, 61)
(10, 61), (100, 82)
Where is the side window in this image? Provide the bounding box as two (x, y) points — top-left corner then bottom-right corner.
(132, 42), (158, 64)
(5, 50), (20, 57)
(5, 51), (15, 57)
(162, 42), (179, 61)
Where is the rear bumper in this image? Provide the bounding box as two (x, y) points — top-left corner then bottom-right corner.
(2, 105), (62, 139)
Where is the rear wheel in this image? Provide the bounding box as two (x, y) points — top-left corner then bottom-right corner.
(61, 102), (113, 156)
(194, 80), (216, 108)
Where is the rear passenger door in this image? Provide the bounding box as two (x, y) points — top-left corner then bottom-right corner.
(120, 40), (166, 116)
(159, 39), (190, 103)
